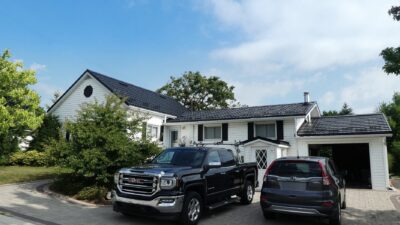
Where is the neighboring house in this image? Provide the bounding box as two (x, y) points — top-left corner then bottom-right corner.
(48, 70), (392, 190)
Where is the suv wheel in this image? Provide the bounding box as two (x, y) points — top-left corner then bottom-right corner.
(263, 211), (276, 220)
(180, 192), (202, 225)
(329, 201), (341, 225)
(240, 180), (254, 204)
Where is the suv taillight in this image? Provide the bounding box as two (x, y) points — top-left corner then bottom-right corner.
(318, 161), (331, 186)
(263, 161), (276, 182)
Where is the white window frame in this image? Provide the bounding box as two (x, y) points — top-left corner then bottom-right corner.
(147, 124), (159, 139)
(254, 122), (277, 139)
(204, 125), (222, 141)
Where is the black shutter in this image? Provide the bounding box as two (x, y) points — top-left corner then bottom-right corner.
(198, 124), (203, 141)
(142, 122), (147, 140)
(277, 120), (284, 140)
(247, 122), (254, 140)
(159, 125), (164, 142)
(222, 123), (228, 141)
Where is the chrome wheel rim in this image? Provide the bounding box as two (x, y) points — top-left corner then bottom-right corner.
(247, 184), (253, 201)
(188, 198), (200, 222)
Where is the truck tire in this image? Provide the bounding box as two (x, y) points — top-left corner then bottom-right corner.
(240, 180), (254, 204)
(180, 192), (203, 225)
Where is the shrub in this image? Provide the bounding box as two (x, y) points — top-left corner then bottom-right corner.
(76, 186), (108, 201)
(29, 114), (62, 152)
(388, 152), (395, 173)
(9, 150), (48, 166)
(47, 95), (161, 189)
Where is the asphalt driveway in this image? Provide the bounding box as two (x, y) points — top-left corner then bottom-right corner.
(0, 180), (399, 225)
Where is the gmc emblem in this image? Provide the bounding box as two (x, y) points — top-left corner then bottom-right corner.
(128, 178), (145, 184)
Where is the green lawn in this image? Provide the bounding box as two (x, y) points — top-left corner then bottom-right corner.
(0, 166), (68, 185)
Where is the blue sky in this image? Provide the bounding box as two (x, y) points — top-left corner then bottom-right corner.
(1, 0), (400, 113)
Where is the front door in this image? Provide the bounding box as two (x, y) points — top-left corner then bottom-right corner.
(170, 130), (178, 147)
(255, 149), (268, 189)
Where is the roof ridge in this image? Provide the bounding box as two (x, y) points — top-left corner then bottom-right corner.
(319, 113), (384, 118)
(180, 101), (316, 114)
(86, 69), (177, 102)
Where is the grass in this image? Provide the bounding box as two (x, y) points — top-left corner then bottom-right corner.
(0, 166), (69, 185)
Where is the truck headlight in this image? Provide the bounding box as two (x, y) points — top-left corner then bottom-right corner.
(160, 177), (177, 189)
(114, 173), (120, 184)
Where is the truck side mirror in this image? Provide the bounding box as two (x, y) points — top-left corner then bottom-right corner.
(205, 162), (221, 170)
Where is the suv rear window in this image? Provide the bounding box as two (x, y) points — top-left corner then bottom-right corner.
(269, 161), (322, 178)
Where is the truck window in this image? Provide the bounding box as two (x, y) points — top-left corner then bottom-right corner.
(219, 150), (236, 167)
(152, 149), (206, 168)
(207, 150), (221, 164)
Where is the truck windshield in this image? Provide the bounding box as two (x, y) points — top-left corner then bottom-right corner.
(152, 149), (206, 168)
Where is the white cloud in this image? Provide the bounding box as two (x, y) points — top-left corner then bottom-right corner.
(338, 67), (400, 113)
(204, 0), (400, 71)
(197, 0), (400, 112)
(321, 91), (335, 106)
(29, 63), (46, 71)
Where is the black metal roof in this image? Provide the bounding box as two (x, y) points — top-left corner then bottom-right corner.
(87, 70), (187, 116)
(297, 113), (392, 136)
(168, 102), (317, 122)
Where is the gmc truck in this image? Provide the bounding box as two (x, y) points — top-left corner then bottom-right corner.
(112, 147), (258, 225)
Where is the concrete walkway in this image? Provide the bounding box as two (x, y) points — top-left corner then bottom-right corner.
(0, 180), (399, 225)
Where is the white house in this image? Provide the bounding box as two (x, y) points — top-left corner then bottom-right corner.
(48, 70), (392, 190)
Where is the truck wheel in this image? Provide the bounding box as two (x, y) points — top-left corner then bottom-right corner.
(180, 192), (203, 225)
(240, 180), (254, 204)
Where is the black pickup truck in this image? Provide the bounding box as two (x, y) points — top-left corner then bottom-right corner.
(112, 147), (258, 225)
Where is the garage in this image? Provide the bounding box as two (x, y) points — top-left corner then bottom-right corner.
(296, 114), (392, 190)
(309, 143), (371, 188)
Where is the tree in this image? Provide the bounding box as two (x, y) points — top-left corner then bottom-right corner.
(0, 50), (43, 159)
(157, 71), (236, 111)
(379, 92), (400, 173)
(28, 113), (61, 151)
(381, 6), (400, 76)
(322, 103), (354, 116)
(46, 95), (161, 188)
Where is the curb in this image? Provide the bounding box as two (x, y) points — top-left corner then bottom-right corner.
(36, 182), (109, 208)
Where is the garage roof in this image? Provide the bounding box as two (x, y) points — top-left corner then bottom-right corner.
(168, 102), (317, 122)
(297, 113), (392, 136)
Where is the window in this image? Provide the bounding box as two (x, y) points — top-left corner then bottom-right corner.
(83, 85), (93, 97)
(207, 150), (221, 164)
(269, 161), (322, 178)
(171, 130), (178, 143)
(219, 150), (236, 167)
(147, 125), (158, 139)
(255, 123), (276, 139)
(152, 149), (206, 168)
(204, 126), (221, 140)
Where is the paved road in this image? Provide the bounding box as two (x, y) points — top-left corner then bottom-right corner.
(0, 181), (399, 225)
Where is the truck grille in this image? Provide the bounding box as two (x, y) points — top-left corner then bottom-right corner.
(120, 173), (158, 196)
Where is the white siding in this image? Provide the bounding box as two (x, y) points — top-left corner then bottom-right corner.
(52, 75), (111, 122)
(369, 137), (390, 190)
(228, 122), (247, 143)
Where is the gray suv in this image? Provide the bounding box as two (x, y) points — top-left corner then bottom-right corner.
(260, 156), (346, 225)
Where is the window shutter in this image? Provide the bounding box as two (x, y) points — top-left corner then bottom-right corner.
(277, 120), (284, 140)
(198, 124), (203, 141)
(159, 125), (164, 142)
(142, 122), (147, 140)
(222, 123), (228, 141)
(247, 122), (254, 140)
